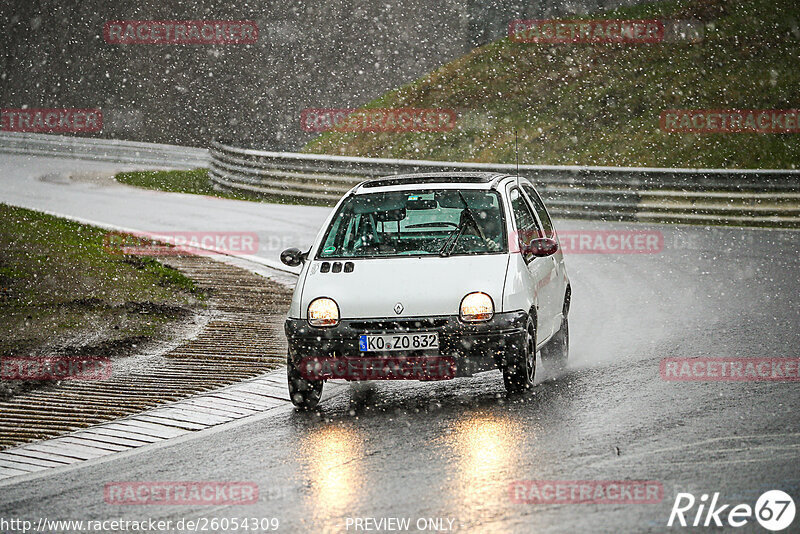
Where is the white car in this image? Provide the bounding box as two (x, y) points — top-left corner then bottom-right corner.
(281, 172), (570, 409)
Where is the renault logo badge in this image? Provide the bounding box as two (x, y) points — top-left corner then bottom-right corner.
(394, 302), (404, 315)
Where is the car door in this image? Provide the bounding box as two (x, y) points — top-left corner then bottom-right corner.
(507, 184), (558, 341)
(521, 182), (568, 329)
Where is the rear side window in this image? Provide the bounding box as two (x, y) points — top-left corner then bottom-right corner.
(522, 183), (555, 238)
(508, 186), (541, 245)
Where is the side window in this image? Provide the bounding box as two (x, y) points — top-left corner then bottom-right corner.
(320, 210), (349, 256)
(508, 186), (541, 246)
(522, 183), (554, 238)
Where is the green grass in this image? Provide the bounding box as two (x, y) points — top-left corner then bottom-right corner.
(0, 203), (205, 398)
(115, 169), (334, 206)
(0, 205), (201, 307)
(116, 168), (226, 197)
(303, 0), (800, 169)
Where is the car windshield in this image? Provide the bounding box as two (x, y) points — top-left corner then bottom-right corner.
(317, 189), (507, 258)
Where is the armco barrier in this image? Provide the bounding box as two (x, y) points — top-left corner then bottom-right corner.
(1, 133), (797, 228)
(209, 141), (800, 228)
(0, 131), (208, 169)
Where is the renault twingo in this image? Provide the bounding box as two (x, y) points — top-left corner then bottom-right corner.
(281, 172), (570, 409)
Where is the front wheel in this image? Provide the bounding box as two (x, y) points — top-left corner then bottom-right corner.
(287, 352), (324, 410)
(541, 315), (569, 371)
(502, 316), (536, 394)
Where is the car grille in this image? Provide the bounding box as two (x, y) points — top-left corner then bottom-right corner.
(348, 318), (449, 332)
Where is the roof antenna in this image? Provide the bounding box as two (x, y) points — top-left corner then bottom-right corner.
(515, 128), (521, 189)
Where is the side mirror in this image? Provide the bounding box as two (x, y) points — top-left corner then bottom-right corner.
(521, 237), (559, 257)
(280, 247), (308, 267)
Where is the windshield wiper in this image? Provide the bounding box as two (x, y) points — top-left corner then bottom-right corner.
(438, 221), (465, 257)
(438, 191), (480, 257)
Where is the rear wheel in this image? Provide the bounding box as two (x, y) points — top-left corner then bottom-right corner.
(541, 314), (569, 370)
(502, 316), (536, 394)
(287, 351), (324, 410)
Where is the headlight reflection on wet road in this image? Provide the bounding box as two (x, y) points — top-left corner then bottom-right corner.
(300, 424), (363, 521)
(447, 411), (529, 527)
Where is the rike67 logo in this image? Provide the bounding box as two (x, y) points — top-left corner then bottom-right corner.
(668, 490), (795, 531)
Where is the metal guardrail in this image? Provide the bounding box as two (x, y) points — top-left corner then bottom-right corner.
(209, 141), (800, 228)
(0, 132), (209, 169)
(2, 133), (797, 227)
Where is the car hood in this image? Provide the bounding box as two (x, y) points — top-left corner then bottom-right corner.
(300, 254), (510, 319)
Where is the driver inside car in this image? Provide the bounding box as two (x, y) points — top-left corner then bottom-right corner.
(353, 213), (399, 254)
(451, 209), (503, 253)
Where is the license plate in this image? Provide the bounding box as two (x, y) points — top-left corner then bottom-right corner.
(359, 333), (439, 352)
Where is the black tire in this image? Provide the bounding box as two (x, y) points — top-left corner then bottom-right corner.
(541, 314), (569, 370)
(287, 352), (324, 410)
(502, 315), (536, 394)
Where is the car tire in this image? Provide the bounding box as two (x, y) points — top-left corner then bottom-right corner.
(287, 351), (324, 410)
(541, 314), (569, 370)
(502, 315), (536, 394)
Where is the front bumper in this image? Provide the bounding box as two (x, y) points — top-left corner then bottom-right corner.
(284, 311), (527, 378)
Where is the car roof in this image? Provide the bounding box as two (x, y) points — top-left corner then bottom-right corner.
(354, 172), (517, 194)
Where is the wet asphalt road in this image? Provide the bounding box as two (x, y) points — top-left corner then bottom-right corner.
(1, 154), (799, 533)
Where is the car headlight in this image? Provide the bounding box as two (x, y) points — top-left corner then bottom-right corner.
(308, 297), (339, 327)
(460, 292), (494, 322)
